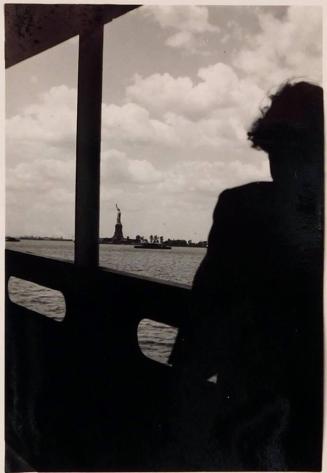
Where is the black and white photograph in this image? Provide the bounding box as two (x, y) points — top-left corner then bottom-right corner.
(4, 2), (324, 471)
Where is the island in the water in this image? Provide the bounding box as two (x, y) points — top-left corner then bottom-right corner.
(6, 236), (73, 242)
(99, 204), (207, 248)
(7, 205), (208, 248)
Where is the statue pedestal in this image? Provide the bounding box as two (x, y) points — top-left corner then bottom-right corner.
(112, 223), (123, 242)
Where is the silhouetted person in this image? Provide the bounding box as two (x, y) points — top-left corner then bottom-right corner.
(170, 81), (324, 470)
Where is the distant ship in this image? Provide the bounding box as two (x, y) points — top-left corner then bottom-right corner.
(134, 242), (171, 250)
(6, 236), (20, 242)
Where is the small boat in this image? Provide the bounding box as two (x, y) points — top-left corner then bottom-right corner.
(134, 242), (171, 250)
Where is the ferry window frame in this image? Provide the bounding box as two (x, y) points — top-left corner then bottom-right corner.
(5, 4), (141, 269)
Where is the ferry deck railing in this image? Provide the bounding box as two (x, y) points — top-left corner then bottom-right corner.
(6, 248), (193, 471)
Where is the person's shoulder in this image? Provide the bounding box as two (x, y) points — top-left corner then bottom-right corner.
(213, 181), (273, 219)
(220, 181), (273, 201)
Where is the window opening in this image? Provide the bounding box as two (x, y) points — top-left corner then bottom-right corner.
(8, 277), (66, 321)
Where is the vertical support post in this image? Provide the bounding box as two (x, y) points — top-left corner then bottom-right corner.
(74, 26), (103, 267)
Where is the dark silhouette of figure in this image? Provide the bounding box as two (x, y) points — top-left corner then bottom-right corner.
(170, 82), (324, 470)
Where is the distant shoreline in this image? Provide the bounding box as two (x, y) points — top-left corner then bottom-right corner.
(6, 237), (73, 242)
(6, 237), (207, 248)
(6, 236), (207, 247)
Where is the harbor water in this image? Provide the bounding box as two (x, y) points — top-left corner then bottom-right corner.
(6, 241), (206, 364)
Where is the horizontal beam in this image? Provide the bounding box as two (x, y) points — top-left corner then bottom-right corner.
(5, 4), (140, 68)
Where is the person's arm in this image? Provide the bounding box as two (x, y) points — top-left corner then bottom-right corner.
(170, 190), (238, 378)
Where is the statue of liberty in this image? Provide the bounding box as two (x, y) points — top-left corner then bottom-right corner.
(116, 204), (121, 225)
(112, 203), (124, 242)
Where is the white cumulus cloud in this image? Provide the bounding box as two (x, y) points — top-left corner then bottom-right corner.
(6, 85), (77, 146)
(101, 149), (163, 185)
(143, 5), (219, 53)
(234, 6), (322, 89)
(127, 64), (265, 124)
(102, 101), (179, 147)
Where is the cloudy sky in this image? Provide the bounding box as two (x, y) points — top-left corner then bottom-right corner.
(6, 5), (322, 240)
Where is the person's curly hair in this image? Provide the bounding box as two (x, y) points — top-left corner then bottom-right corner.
(247, 81), (324, 157)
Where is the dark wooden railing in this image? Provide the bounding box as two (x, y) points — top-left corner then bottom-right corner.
(5, 248), (194, 471)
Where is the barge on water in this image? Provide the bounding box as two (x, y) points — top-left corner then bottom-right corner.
(134, 243), (172, 250)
